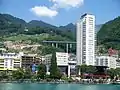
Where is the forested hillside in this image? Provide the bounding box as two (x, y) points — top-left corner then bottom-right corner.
(97, 16), (120, 49)
(0, 13), (75, 41)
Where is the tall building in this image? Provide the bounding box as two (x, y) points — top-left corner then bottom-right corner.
(76, 13), (95, 66)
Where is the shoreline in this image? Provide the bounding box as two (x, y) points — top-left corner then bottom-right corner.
(0, 80), (112, 85)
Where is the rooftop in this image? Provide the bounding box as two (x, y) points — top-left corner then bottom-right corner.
(81, 13), (93, 19)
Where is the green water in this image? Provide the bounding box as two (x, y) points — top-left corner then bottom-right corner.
(0, 83), (120, 90)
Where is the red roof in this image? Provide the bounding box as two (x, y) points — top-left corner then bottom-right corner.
(83, 74), (110, 77)
(108, 48), (118, 56)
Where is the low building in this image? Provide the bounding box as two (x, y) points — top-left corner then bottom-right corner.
(116, 59), (120, 68)
(56, 52), (68, 66)
(68, 54), (77, 76)
(40, 52), (76, 77)
(56, 52), (76, 77)
(21, 54), (42, 69)
(41, 54), (52, 75)
(56, 52), (69, 76)
(95, 55), (118, 69)
(41, 54), (52, 65)
(0, 52), (23, 70)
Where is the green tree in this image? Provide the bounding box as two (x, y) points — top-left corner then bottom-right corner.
(115, 68), (120, 77)
(55, 69), (62, 79)
(107, 68), (117, 79)
(79, 65), (97, 74)
(50, 51), (62, 79)
(0, 71), (8, 80)
(12, 68), (24, 80)
(86, 65), (97, 74)
(38, 45), (64, 55)
(37, 64), (46, 79)
(24, 68), (32, 79)
(79, 64), (87, 74)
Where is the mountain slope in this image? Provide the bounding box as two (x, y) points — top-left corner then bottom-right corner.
(0, 13), (75, 41)
(0, 13), (105, 43)
(0, 14), (26, 35)
(59, 23), (76, 32)
(2, 14), (26, 25)
(97, 16), (120, 49)
(28, 20), (57, 29)
(59, 23), (102, 33)
(96, 24), (102, 32)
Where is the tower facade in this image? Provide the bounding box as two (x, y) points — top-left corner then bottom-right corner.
(76, 13), (95, 66)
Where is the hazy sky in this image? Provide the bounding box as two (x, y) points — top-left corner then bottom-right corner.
(0, 0), (120, 26)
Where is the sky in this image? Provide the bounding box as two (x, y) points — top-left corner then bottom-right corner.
(0, 0), (120, 26)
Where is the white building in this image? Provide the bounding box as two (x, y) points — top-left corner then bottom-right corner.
(0, 52), (23, 70)
(41, 54), (52, 75)
(56, 52), (69, 76)
(41, 54), (52, 65)
(116, 59), (120, 68)
(56, 52), (68, 66)
(42, 52), (77, 77)
(96, 55), (118, 69)
(56, 52), (76, 77)
(76, 13), (95, 66)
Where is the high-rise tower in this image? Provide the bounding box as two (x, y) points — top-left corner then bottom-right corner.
(76, 13), (95, 66)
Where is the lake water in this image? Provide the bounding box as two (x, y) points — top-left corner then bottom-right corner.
(0, 83), (120, 90)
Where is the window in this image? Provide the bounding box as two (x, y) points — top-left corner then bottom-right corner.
(14, 64), (20, 68)
(96, 58), (99, 65)
(5, 62), (7, 67)
(100, 58), (103, 66)
(10, 60), (12, 66)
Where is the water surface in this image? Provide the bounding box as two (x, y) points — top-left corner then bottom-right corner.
(0, 83), (120, 90)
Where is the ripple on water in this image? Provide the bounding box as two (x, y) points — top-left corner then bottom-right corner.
(0, 83), (120, 90)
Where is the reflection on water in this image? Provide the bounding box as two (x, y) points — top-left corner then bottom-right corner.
(0, 83), (120, 90)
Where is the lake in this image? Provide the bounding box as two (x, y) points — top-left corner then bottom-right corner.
(0, 83), (120, 90)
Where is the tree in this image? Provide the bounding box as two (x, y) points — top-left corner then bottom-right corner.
(55, 68), (62, 79)
(107, 68), (117, 79)
(115, 68), (120, 77)
(107, 68), (120, 79)
(0, 71), (8, 80)
(24, 68), (32, 79)
(37, 64), (46, 79)
(38, 45), (64, 55)
(86, 65), (97, 74)
(12, 68), (24, 80)
(50, 51), (62, 79)
(79, 65), (97, 74)
(79, 64), (87, 74)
